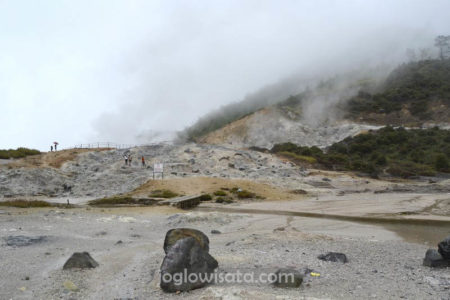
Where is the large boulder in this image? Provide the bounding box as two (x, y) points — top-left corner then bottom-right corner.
(423, 249), (450, 268)
(438, 235), (450, 259)
(318, 252), (348, 263)
(160, 231), (218, 293)
(63, 252), (99, 270)
(272, 268), (303, 288)
(164, 228), (210, 254)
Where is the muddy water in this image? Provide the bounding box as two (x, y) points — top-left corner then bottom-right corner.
(381, 223), (449, 245)
(196, 206), (449, 245)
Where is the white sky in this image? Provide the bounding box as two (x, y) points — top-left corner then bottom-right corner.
(1, 0), (449, 150)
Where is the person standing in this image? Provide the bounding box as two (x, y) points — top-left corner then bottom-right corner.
(124, 154), (128, 165)
(129, 155), (132, 166)
(141, 156), (145, 167)
(50, 145), (53, 152)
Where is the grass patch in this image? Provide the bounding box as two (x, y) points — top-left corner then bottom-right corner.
(215, 196), (233, 204)
(149, 189), (179, 198)
(88, 196), (160, 206)
(278, 151), (317, 164)
(199, 194), (212, 201)
(236, 190), (256, 199)
(88, 196), (137, 206)
(213, 190), (227, 196)
(0, 147), (40, 159)
(0, 200), (53, 208)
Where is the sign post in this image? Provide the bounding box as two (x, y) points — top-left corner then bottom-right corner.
(153, 163), (164, 180)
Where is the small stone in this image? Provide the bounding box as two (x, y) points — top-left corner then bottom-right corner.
(63, 280), (79, 291)
(272, 268), (303, 288)
(318, 252), (348, 263)
(115, 240), (123, 245)
(211, 230), (221, 234)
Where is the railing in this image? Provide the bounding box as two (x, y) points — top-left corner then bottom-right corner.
(67, 141), (172, 150)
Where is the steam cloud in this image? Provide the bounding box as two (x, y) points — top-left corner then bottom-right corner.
(1, 1), (449, 149)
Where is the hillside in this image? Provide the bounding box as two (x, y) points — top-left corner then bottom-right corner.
(346, 59), (450, 125)
(270, 126), (450, 178)
(183, 59), (450, 148)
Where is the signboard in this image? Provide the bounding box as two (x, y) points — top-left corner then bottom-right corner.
(154, 163), (164, 173)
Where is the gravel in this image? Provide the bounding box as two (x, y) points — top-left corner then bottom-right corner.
(0, 208), (449, 299)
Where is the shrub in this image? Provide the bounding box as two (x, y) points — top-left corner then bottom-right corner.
(435, 154), (450, 172)
(0, 200), (53, 208)
(271, 127), (450, 178)
(213, 190), (227, 196)
(0, 147), (40, 159)
(149, 189), (178, 198)
(215, 196), (233, 204)
(199, 194), (212, 201)
(89, 196), (136, 206)
(236, 190), (256, 199)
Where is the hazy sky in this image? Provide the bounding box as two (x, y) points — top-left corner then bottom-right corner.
(1, 0), (449, 150)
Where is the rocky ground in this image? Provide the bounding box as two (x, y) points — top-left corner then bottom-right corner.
(198, 107), (382, 150)
(1, 143), (449, 299)
(1, 143), (449, 202)
(0, 206), (449, 300)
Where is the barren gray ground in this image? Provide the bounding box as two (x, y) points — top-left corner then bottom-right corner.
(1, 144), (449, 299)
(0, 205), (449, 300)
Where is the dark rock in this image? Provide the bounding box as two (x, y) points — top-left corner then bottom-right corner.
(115, 240), (123, 245)
(228, 163), (235, 168)
(4, 235), (47, 247)
(211, 230), (221, 234)
(192, 169), (200, 173)
(290, 189), (307, 195)
(164, 228), (210, 254)
(318, 252), (348, 263)
(272, 268), (303, 288)
(62, 183), (72, 192)
(160, 237), (218, 293)
(322, 177), (331, 182)
(63, 252), (99, 270)
(423, 249), (450, 268)
(438, 235), (450, 259)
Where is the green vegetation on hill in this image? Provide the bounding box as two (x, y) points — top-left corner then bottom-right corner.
(347, 59), (450, 119)
(0, 147), (40, 159)
(271, 126), (450, 178)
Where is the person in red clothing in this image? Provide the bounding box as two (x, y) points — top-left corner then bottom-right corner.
(141, 156), (146, 167)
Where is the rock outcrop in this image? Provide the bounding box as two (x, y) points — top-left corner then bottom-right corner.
(160, 229), (218, 293)
(63, 252), (99, 270)
(438, 235), (450, 259)
(423, 236), (450, 268)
